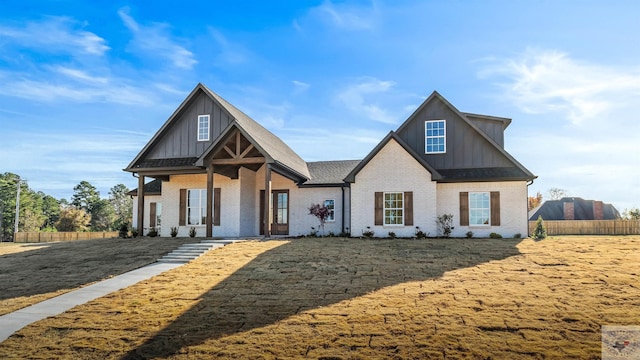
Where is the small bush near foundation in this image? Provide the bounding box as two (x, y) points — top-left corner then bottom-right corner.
(513, 233), (522, 239)
(388, 231), (396, 239)
(362, 227), (374, 238)
(119, 224), (129, 238)
(436, 214), (455, 238)
(415, 226), (428, 239)
(466, 231), (473, 238)
(131, 228), (139, 238)
(489, 232), (502, 239)
(189, 227), (197, 238)
(170, 227), (178, 237)
(147, 228), (158, 237)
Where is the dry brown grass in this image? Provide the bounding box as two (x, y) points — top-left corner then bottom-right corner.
(0, 242), (49, 256)
(1, 236), (639, 359)
(0, 237), (196, 315)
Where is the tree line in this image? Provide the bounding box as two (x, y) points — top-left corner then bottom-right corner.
(0, 172), (132, 240)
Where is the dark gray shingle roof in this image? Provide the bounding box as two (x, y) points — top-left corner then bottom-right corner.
(128, 178), (162, 196)
(134, 157), (198, 169)
(201, 85), (310, 180)
(529, 197), (620, 220)
(436, 167), (531, 181)
(305, 160), (361, 185)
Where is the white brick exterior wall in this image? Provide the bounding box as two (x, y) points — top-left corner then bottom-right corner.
(351, 139), (437, 238)
(254, 166), (347, 237)
(131, 194), (161, 235)
(134, 168), (349, 238)
(436, 181), (529, 238)
(159, 174), (241, 237)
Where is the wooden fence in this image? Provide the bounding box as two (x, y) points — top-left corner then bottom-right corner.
(14, 231), (119, 243)
(528, 220), (640, 236)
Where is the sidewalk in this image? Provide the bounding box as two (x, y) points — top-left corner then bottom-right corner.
(0, 239), (244, 343)
(0, 262), (182, 342)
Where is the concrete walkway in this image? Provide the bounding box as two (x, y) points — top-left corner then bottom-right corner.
(0, 239), (242, 343)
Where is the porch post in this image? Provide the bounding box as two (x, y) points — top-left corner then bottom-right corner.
(137, 174), (145, 235)
(263, 163), (272, 237)
(206, 165), (214, 237)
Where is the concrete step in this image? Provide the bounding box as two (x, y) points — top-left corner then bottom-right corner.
(157, 240), (241, 264)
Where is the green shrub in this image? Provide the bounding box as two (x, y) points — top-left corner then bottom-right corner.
(533, 215), (547, 240)
(414, 226), (428, 239)
(119, 223), (129, 238)
(513, 233), (522, 239)
(131, 228), (139, 238)
(466, 231), (473, 238)
(189, 227), (197, 238)
(362, 226), (375, 238)
(436, 214), (454, 237)
(489, 232), (502, 239)
(388, 231), (396, 239)
(147, 227), (158, 237)
(170, 226), (178, 237)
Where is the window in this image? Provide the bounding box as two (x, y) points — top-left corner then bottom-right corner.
(187, 189), (207, 225)
(425, 120), (446, 153)
(324, 199), (335, 222)
(156, 203), (162, 232)
(384, 192), (404, 225)
(469, 192), (490, 226)
(198, 115), (210, 141)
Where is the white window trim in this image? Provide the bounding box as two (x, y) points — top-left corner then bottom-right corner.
(425, 119), (446, 154)
(198, 115), (210, 141)
(187, 189), (207, 226)
(383, 192), (404, 226)
(324, 199), (335, 222)
(469, 191), (490, 227)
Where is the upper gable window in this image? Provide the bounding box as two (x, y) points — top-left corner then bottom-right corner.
(425, 120), (446, 154)
(198, 115), (210, 141)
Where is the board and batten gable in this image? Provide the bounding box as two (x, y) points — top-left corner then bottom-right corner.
(396, 93), (514, 170)
(350, 137), (437, 238)
(143, 89), (234, 160)
(463, 113), (510, 148)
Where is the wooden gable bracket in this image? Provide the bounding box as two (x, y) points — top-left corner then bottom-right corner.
(211, 129), (265, 165)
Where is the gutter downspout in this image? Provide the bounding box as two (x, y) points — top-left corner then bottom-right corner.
(341, 185), (345, 235)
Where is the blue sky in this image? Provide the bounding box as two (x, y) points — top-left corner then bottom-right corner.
(1, 0), (639, 212)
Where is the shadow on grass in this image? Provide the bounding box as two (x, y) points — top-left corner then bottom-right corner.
(123, 237), (523, 359)
(0, 238), (195, 303)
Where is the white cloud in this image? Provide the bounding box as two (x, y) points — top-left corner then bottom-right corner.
(0, 75), (155, 105)
(479, 48), (640, 124)
(311, 0), (379, 31)
(292, 80), (310, 94)
(337, 78), (398, 124)
(118, 8), (197, 69)
(0, 16), (109, 56)
(51, 66), (108, 84)
(208, 28), (250, 65)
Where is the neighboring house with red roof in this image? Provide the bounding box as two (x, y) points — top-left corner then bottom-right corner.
(125, 83), (536, 238)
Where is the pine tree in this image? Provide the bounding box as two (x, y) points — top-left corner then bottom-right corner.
(533, 215), (547, 240)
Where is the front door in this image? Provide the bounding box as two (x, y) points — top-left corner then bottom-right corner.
(272, 190), (289, 235)
(260, 190), (289, 235)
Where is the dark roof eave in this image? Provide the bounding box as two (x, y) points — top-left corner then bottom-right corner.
(126, 166), (205, 175)
(298, 182), (349, 188)
(436, 176), (536, 183)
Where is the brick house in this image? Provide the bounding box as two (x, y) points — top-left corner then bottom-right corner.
(126, 83), (536, 238)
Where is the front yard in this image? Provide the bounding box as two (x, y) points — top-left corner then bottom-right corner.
(1, 236), (638, 359)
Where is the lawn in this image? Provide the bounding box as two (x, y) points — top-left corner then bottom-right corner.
(1, 236), (639, 359)
(0, 237), (197, 315)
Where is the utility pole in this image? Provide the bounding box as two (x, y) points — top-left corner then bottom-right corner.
(0, 203), (4, 241)
(14, 181), (21, 242)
